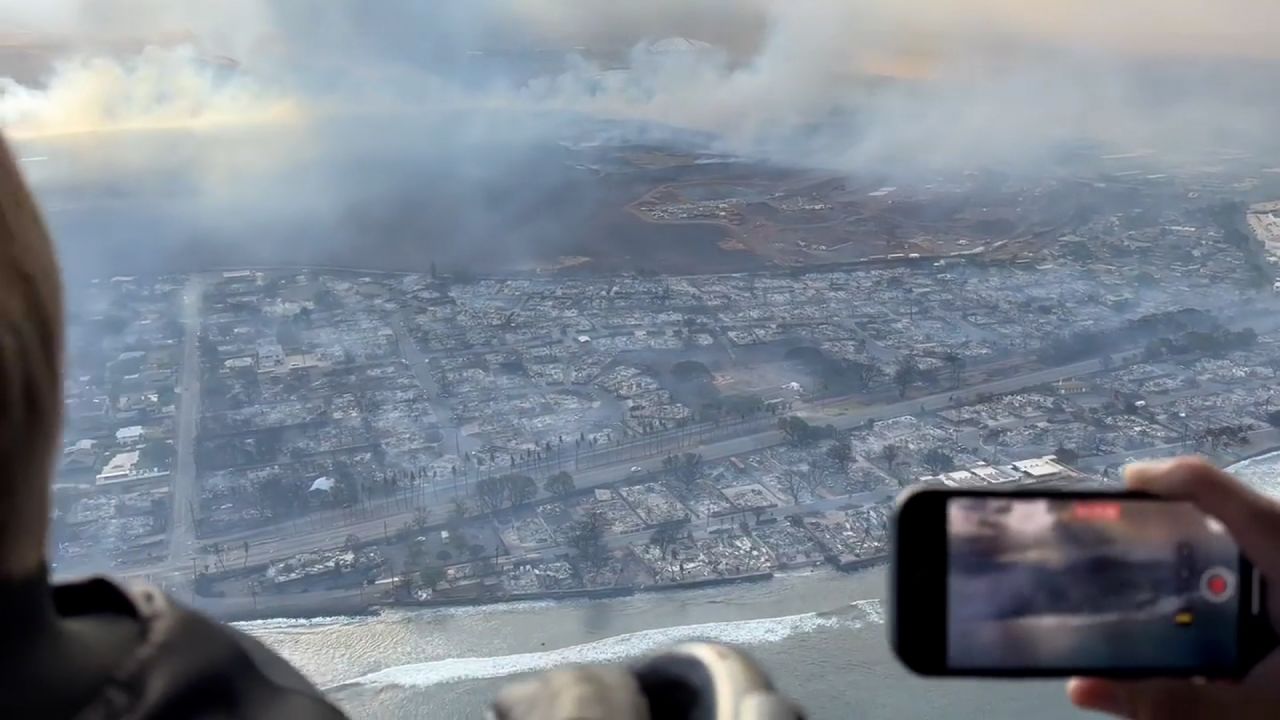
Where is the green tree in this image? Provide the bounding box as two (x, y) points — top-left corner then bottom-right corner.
(503, 474), (538, 506)
(476, 476), (507, 512)
(406, 539), (427, 570)
(826, 441), (852, 467)
(197, 333), (219, 362)
(943, 352), (965, 388)
(418, 566), (444, 589)
(721, 394), (765, 417)
(569, 511), (609, 569)
(1196, 424), (1251, 452)
(922, 447), (955, 474)
(892, 356), (919, 398)
(662, 452), (703, 486)
(138, 440), (175, 470)
(544, 471), (575, 497)
(777, 416), (818, 446)
(649, 523), (685, 558)
(1052, 446), (1080, 464)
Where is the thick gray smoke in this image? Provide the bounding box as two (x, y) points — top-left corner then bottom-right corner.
(3, 0), (1280, 278)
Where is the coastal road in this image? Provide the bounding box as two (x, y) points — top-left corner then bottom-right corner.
(192, 351), (1122, 552)
(127, 353), (1115, 584)
(181, 486), (900, 618)
(168, 275), (204, 561)
(1078, 427), (1280, 474)
(501, 486), (899, 561)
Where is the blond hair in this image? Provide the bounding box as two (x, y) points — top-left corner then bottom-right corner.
(0, 135), (62, 579)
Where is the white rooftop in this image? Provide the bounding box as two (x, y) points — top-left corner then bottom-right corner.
(1012, 456), (1067, 478)
(115, 425), (145, 443)
(97, 450), (140, 483)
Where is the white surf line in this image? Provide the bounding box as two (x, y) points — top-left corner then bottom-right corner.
(338, 600), (882, 690)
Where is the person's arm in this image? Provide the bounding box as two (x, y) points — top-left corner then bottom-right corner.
(1068, 457), (1280, 719)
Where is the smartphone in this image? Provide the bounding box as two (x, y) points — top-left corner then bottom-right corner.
(891, 487), (1272, 678)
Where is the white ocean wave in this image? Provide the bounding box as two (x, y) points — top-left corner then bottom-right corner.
(1228, 450), (1280, 497)
(341, 600), (881, 690)
(233, 615), (372, 632)
(238, 599), (566, 635)
(403, 598), (563, 619)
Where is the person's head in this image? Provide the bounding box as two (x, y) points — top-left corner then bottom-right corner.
(0, 135), (62, 580)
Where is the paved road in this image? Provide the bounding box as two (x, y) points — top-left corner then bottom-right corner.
(138, 301), (1280, 598)
(167, 275), (204, 561)
(507, 486), (898, 557)
(182, 352), (1109, 551)
(390, 310), (480, 456)
(1079, 427), (1280, 473)
(127, 354), (1115, 584)
(183, 487), (899, 618)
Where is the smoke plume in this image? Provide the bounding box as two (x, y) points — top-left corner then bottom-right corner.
(1, 0), (1279, 277)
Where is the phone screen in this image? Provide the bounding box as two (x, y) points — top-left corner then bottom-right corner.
(946, 496), (1239, 671)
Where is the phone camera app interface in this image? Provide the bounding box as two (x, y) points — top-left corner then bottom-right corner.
(946, 497), (1238, 670)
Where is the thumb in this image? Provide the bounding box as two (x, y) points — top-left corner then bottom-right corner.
(1124, 457), (1280, 583)
(1069, 678), (1274, 720)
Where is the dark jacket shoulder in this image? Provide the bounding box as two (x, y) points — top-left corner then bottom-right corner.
(65, 578), (346, 720)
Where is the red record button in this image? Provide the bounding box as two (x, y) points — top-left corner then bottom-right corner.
(1207, 575), (1227, 596)
(1200, 567), (1235, 603)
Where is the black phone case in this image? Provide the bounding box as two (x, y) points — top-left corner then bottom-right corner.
(891, 486), (1274, 679)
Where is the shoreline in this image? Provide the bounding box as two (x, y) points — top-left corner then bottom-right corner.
(1224, 443), (1280, 468)
(203, 442), (1280, 625)
(384, 569), (777, 612)
(201, 440), (1280, 625)
(210, 558), (889, 623)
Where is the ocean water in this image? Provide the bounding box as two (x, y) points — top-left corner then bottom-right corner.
(1225, 449), (1280, 497)
(247, 569), (1070, 719)
(243, 451), (1280, 719)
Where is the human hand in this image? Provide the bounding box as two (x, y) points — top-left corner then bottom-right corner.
(1067, 457), (1280, 719)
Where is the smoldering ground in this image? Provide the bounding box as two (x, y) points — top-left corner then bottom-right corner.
(3, 0), (1280, 279)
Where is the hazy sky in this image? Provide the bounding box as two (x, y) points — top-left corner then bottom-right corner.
(4, 1), (1279, 155)
(2, 1), (1279, 276)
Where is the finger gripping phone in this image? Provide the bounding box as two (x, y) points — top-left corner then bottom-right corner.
(891, 488), (1272, 678)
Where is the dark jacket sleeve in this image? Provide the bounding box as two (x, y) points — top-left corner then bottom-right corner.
(74, 584), (347, 720)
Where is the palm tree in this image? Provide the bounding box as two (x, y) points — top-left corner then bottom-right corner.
(943, 352), (965, 388)
(880, 443), (900, 472)
(892, 356), (918, 398)
(413, 506), (431, 529)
